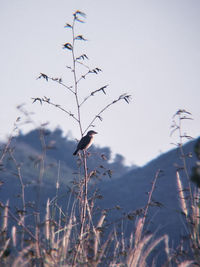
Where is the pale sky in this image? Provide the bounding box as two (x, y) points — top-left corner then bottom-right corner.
(0, 0), (200, 166)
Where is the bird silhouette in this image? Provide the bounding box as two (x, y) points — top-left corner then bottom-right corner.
(73, 130), (97, 155)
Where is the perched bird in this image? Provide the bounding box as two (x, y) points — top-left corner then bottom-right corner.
(73, 130), (98, 156)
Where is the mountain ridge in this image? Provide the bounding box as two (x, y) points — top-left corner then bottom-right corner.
(0, 129), (199, 256)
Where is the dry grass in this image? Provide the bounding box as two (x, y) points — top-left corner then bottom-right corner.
(0, 143), (198, 266)
(176, 171), (200, 265)
(0, 165), (173, 266)
(0, 122), (199, 266)
(176, 171), (188, 217)
(0, 167), (198, 266)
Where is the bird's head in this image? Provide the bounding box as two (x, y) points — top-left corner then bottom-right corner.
(87, 130), (98, 136)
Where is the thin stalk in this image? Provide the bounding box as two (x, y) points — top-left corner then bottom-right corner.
(9, 151), (26, 249)
(0, 136), (13, 164)
(81, 150), (88, 235)
(143, 169), (161, 224)
(177, 115), (193, 205)
(72, 151), (88, 267)
(71, 15), (89, 266)
(9, 152), (26, 217)
(71, 17), (83, 136)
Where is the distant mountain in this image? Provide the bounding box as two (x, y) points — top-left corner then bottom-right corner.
(0, 128), (135, 212)
(99, 137), (198, 249)
(0, 128), (199, 264)
(15, 128), (135, 178)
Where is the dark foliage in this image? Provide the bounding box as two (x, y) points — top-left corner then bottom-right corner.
(191, 137), (200, 188)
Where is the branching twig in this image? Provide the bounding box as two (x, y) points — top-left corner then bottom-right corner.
(171, 109), (193, 205)
(37, 73), (75, 94)
(83, 93), (131, 134)
(0, 117), (20, 165)
(32, 97), (79, 123)
(0, 203), (36, 241)
(79, 85), (108, 107)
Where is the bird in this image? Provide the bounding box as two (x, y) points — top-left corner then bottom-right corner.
(73, 130), (98, 156)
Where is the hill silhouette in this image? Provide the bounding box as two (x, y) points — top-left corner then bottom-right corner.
(99, 137), (198, 248)
(0, 128), (135, 213)
(0, 128), (199, 264)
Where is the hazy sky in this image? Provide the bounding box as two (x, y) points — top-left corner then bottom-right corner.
(0, 0), (200, 166)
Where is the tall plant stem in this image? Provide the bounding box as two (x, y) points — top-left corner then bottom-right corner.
(177, 114), (193, 205)
(81, 151), (88, 234)
(72, 17), (83, 136)
(71, 16), (89, 266)
(143, 169), (160, 224)
(72, 151), (89, 267)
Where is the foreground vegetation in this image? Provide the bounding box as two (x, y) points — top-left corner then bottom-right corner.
(0, 127), (199, 266)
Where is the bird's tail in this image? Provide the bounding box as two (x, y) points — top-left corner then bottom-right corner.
(73, 149), (79, 156)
